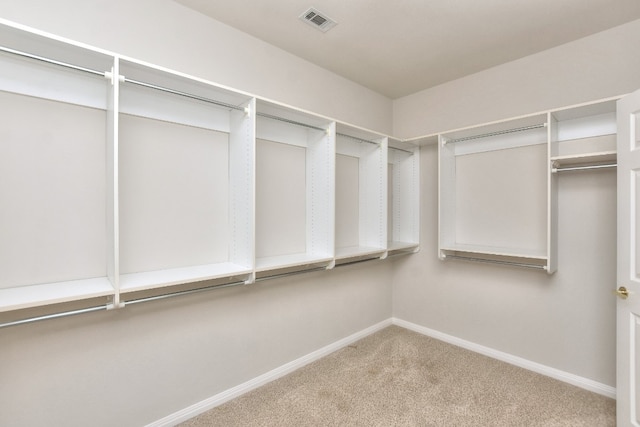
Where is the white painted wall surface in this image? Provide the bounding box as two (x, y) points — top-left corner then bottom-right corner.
(393, 19), (640, 138)
(0, 1), (393, 426)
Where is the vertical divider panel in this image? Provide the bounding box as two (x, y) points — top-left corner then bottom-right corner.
(230, 98), (256, 283)
(106, 56), (121, 306)
(547, 112), (558, 273)
(360, 138), (387, 251)
(549, 113), (560, 159)
(398, 145), (420, 247)
(307, 122), (336, 260)
(439, 135), (456, 257)
(409, 145), (421, 248)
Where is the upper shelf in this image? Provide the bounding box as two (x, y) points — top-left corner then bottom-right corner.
(550, 99), (617, 142)
(551, 150), (616, 170)
(549, 98), (619, 171)
(441, 114), (548, 156)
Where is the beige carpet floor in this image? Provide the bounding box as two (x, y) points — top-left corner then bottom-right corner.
(179, 325), (615, 426)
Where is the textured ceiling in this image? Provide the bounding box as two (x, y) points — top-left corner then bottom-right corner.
(176, 0), (640, 99)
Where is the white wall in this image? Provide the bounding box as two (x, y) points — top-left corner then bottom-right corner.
(391, 21), (640, 388)
(0, 1), (393, 426)
(394, 19), (640, 138)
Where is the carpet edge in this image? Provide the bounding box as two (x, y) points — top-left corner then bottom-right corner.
(392, 317), (616, 399)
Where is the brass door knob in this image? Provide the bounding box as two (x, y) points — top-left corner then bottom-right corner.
(614, 286), (630, 300)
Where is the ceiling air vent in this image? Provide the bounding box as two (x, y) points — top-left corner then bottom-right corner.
(299, 7), (337, 32)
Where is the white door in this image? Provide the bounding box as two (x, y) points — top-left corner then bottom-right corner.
(617, 89), (640, 426)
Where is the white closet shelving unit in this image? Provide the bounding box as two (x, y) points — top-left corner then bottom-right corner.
(254, 100), (335, 278)
(0, 23), (117, 312)
(387, 138), (420, 256)
(0, 18), (623, 322)
(438, 114), (554, 271)
(549, 97), (618, 173)
(0, 19), (420, 323)
(432, 96), (623, 273)
(334, 125), (387, 264)
(117, 59), (256, 294)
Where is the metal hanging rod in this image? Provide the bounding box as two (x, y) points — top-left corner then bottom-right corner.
(124, 280), (247, 306)
(122, 77), (246, 112)
(444, 254), (546, 270)
(255, 265), (328, 282)
(552, 163), (616, 173)
(446, 123), (547, 144)
(256, 111), (327, 132)
(0, 304), (108, 329)
(389, 146), (415, 155)
(336, 132), (379, 146)
(0, 45), (106, 77)
(334, 256), (382, 268)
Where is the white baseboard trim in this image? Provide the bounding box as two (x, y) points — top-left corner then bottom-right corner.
(392, 318), (616, 399)
(146, 318), (393, 427)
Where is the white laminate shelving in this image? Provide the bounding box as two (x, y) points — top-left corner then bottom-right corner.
(117, 59), (255, 293)
(549, 98), (619, 171)
(0, 19), (421, 321)
(387, 139), (420, 256)
(255, 100), (335, 276)
(438, 114), (553, 271)
(334, 125), (388, 264)
(0, 23), (118, 311)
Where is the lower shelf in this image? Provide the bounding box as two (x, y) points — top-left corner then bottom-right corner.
(255, 253), (334, 273)
(551, 150), (616, 171)
(335, 245), (385, 261)
(440, 244), (549, 271)
(0, 277), (115, 312)
(119, 262), (252, 293)
(387, 241), (420, 255)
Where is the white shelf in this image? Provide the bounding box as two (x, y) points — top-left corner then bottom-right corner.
(439, 113), (552, 272)
(255, 100), (335, 274)
(119, 263), (252, 293)
(551, 150), (616, 168)
(440, 243), (547, 260)
(255, 254), (333, 273)
(549, 98), (619, 164)
(442, 114), (548, 156)
(335, 125), (388, 257)
(387, 241), (420, 253)
(0, 278), (114, 312)
(0, 23), (117, 308)
(0, 24), (114, 110)
(335, 246), (386, 261)
(118, 59), (256, 293)
(551, 99), (617, 142)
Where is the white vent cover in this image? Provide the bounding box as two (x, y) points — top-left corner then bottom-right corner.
(299, 7), (337, 32)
